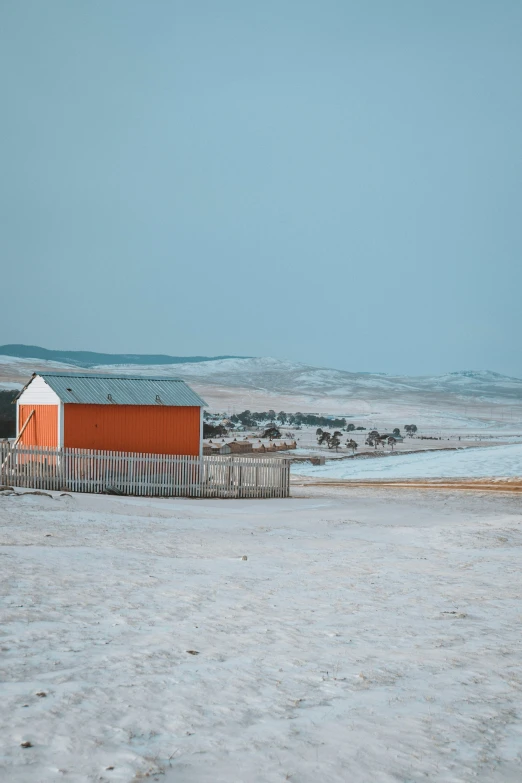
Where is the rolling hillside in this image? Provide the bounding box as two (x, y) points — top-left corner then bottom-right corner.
(1, 348), (521, 418)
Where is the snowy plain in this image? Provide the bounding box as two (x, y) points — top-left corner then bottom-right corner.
(2, 487), (522, 782)
(292, 443), (522, 480)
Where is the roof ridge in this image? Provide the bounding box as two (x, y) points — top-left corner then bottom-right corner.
(38, 372), (184, 382)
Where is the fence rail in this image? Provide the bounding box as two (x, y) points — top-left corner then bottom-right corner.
(0, 444), (290, 499)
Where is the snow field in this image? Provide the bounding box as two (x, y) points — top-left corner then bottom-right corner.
(2, 488), (522, 781)
(292, 443), (522, 480)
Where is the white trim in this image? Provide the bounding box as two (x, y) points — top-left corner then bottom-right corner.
(199, 407), (203, 458)
(58, 401), (64, 448)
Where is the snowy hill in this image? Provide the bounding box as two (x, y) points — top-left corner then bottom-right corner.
(99, 357), (522, 403)
(1, 350), (521, 406)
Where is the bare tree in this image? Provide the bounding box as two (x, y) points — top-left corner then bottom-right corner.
(318, 431), (331, 447)
(366, 430), (380, 449)
(330, 434), (341, 451)
(346, 439), (358, 454)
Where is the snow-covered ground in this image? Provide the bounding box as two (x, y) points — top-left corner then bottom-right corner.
(2, 487), (522, 782)
(292, 443), (522, 480)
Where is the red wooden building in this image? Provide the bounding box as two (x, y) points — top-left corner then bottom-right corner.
(15, 372), (206, 456)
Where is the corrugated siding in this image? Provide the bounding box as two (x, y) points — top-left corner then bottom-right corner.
(63, 404), (201, 456)
(18, 405), (59, 448)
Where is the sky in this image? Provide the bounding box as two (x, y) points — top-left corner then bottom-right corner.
(1, 0), (521, 377)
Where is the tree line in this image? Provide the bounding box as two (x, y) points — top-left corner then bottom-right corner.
(0, 390), (17, 438)
(210, 410), (350, 429)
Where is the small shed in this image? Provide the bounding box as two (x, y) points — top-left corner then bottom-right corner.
(227, 440), (253, 454)
(15, 372), (206, 456)
(203, 441), (232, 456)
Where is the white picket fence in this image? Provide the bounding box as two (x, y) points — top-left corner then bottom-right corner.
(0, 444), (290, 499)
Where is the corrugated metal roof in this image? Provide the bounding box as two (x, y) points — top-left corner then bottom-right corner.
(32, 372), (206, 407)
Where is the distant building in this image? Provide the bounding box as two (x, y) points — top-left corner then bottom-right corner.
(228, 440), (253, 454)
(203, 442), (232, 455)
(383, 433), (404, 443)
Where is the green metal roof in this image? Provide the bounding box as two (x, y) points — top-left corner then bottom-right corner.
(34, 372), (206, 407)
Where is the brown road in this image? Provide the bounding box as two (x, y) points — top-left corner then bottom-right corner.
(291, 477), (522, 493)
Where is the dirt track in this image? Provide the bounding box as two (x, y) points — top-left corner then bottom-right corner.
(292, 477), (522, 493)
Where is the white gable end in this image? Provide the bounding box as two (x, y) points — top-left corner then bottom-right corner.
(18, 375), (61, 405)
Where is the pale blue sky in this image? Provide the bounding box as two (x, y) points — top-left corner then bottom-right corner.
(1, 1), (521, 376)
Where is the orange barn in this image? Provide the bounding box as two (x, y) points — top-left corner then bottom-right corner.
(15, 372), (206, 456)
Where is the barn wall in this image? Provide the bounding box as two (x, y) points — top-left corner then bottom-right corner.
(18, 404), (59, 447)
(63, 405), (201, 455)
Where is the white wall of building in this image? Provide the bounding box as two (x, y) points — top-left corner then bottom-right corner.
(17, 376), (61, 405)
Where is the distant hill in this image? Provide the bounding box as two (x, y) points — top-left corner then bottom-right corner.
(152, 357), (522, 403)
(1, 347), (521, 410)
(0, 344), (251, 368)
